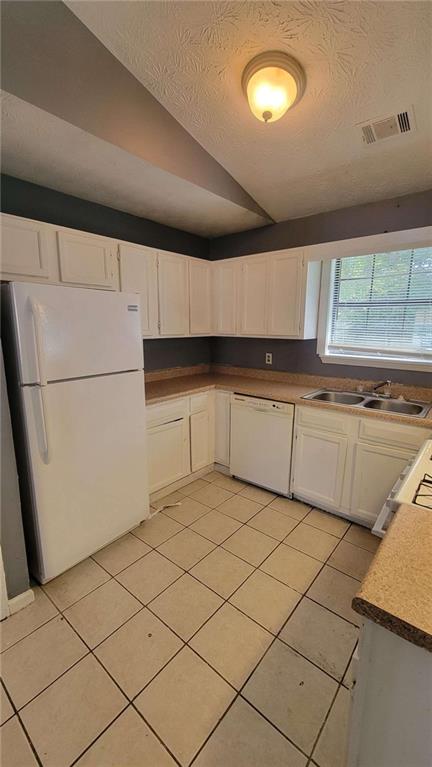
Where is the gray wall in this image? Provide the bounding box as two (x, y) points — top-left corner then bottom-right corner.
(209, 189), (432, 259)
(0, 347), (30, 599)
(144, 338), (211, 372)
(211, 337), (432, 388)
(1, 174), (208, 258)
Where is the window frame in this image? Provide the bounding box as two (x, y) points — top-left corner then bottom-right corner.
(316, 231), (432, 373)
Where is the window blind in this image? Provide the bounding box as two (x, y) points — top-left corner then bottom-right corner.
(328, 248), (432, 364)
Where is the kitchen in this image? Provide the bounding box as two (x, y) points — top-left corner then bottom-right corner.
(1, 2), (432, 767)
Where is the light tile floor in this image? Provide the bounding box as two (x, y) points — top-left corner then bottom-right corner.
(1, 470), (379, 767)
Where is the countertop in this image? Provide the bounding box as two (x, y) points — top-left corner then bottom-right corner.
(352, 503), (432, 652)
(145, 373), (432, 429)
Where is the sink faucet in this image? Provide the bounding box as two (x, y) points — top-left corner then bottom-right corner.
(371, 379), (392, 398)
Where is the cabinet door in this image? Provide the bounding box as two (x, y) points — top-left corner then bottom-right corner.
(215, 391), (231, 466)
(1, 214), (51, 280)
(57, 231), (116, 289)
(158, 253), (189, 336)
(189, 259), (213, 335)
(190, 410), (211, 472)
(267, 251), (302, 336)
(291, 427), (348, 510)
(350, 443), (414, 526)
(119, 244), (158, 337)
(238, 256), (268, 336)
(213, 261), (237, 335)
(147, 418), (190, 493)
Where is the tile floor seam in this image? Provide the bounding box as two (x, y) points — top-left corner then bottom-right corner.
(308, 680), (343, 765)
(301, 518), (351, 540)
(130, 701), (185, 767)
(7, 480), (374, 767)
(41, 572), (113, 613)
(0, 612), (60, 656)
(10, 709), (44, 767)
(1, 675), (44, 767)
(90, 544), (155, 577)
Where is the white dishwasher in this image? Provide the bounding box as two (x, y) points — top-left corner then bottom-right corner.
(230, 394), (294, 496)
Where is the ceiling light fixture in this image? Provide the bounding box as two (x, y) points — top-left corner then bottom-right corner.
(242, 51), (306, 123)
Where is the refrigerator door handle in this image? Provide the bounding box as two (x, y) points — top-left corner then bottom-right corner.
(38, 386), (52, 464)
(30, 298), (48, 385)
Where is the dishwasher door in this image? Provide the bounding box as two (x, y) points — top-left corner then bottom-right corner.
(230, 394), (294, 495)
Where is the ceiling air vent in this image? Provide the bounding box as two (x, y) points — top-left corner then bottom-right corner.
(359, 107), (416, 146)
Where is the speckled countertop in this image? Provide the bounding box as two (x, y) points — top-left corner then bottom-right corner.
(353, 504), (432, 651)
(145, 372), (432, 429)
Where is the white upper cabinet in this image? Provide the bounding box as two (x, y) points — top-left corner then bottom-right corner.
(213, 260), (238, 335)
(267, 250), (303, 336)
(1, 214), (55, 282)
(189, 258), (213, 335)
(221, 249), (321, 339)
(57, 230), (117, 289)
(238, 255), (269, 336)
(157, 252), (189, 336)
(119, 243), (158, 337)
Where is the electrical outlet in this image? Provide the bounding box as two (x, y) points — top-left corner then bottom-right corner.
(265, 352), (273, 365)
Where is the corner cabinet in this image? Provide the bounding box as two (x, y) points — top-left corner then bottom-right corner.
(157, 252), (189, 336)
(214, 390), (231, 466)
(231, 249), (321, 339)
(213, 261), (238, 335)
(238, 255), (269, 336)
(119, 243), (159, 336)
(189, 259), (213, 335)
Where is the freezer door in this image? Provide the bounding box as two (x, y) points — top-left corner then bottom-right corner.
(21, 371), (149, 582)
(9, 282), (143, 383)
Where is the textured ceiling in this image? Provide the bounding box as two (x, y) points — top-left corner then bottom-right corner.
(68, 0), (432, 223)
(1, 92), (267, 236)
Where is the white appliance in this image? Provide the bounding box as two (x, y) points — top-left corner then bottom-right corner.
(230, 393), (294, 495)
(2, 281), (149, 582)
(372, 438), (432, 537)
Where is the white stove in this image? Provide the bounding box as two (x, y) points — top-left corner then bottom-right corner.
(372, 439), (432, 537)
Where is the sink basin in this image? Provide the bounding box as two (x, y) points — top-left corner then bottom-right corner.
(302, 389), (430, 418)
(363, 399), (426, 416)
(305, 391), (366, 405)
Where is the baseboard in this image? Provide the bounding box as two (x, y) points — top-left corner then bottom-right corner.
(8, 587), (35, 616)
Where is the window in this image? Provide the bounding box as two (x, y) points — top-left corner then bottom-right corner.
(319, 247), (432, 370)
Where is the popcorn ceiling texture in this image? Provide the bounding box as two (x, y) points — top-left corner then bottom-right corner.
(68, 0), (432, 221)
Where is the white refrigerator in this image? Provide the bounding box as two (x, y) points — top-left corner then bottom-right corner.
(2, 281), (149, 583)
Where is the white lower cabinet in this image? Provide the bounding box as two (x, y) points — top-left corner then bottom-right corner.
(292, 406), (429, 525)
(190, 411), (211, 471)
(291, 427), (348, 511)
(146, 399), (190, 493)
(350, 442), (415, 526)
(214, 390), (231, 466)
(190, 392), (214, 472)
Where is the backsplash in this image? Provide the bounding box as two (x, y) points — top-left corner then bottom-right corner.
(143, 337), (211, 372)
(144, 336), (430, 389)
(212, 337), (432, 388)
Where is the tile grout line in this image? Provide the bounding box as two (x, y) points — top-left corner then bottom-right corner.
(4, 477), (376, 766)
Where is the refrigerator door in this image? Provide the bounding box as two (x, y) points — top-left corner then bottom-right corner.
(9, 282), (143, 384)
(21, 371), (149, 582)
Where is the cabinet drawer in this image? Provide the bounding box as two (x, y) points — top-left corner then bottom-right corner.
(358, 418), (428, 451)
(146, 398), (189, 428)
(296, 405), (351, 435)
(190, 392), (210, 414)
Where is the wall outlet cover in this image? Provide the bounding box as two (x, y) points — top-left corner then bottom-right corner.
(265, 352), (273, 365)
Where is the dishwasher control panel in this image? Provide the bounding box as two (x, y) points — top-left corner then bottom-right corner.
(232, 393), (294, 415)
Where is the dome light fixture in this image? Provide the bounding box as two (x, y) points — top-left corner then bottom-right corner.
(242, 51), (306, 123)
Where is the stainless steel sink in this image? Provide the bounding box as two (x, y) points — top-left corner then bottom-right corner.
(302, 389), (431, 418)
(305, 391), (366, 405)
(363, 399), (429, 416)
